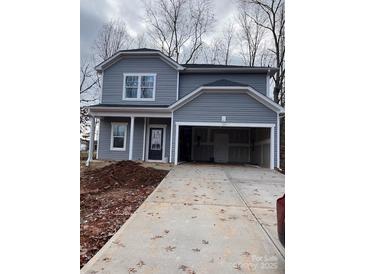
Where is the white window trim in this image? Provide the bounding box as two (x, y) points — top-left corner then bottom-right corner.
(123, 73), (156, 101)
(110, 122), (128, 151)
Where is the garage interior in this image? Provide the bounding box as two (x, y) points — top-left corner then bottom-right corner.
(178, 126), (271, 168)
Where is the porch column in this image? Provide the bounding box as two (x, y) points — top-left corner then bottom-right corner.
(129, 116), (135, 160)
(270, 126), (275, 169)
(142, 117), (147, 161)
(86, 116), (96, 166)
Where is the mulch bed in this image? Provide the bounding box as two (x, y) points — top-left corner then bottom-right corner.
(80, 161), (168, 268)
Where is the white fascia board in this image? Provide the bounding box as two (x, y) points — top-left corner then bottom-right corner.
(90, 111), (172, 118)
(169, 86), (284, 113)
(183, 68), (278, 75)
(245, 86), (285, 113)
(169, 86), (205, 109)
(89, 106), (171, 112)
(95, 52), (184, 72)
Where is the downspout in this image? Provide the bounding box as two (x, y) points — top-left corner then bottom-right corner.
(86, 115), (96, 166)
(176, 71), (180, 101)
(266, 69), (271, 98)
(169, 112), (174, 163)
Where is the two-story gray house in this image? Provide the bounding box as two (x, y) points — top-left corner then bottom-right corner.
(86, 48), (284, 169)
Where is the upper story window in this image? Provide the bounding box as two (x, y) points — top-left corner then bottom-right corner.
(123, 73), (156, 101)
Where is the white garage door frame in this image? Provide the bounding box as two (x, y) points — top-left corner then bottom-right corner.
(174, 122), (276, 169)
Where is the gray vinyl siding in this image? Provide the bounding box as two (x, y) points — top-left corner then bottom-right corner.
(132, 118), (144, 160)
(178, 73), (267, 98)
(102, 56), (177, 105)
(98, 117), (131, 161)
(172, 92), (278, 167)
(97, 117), (145, 161)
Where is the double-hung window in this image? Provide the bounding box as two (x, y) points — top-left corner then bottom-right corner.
(123, 73), (156, 100)
(110, 123), (127, 151)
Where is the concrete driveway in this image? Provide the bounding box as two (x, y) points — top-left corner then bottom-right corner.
(81, 164), (285, 274)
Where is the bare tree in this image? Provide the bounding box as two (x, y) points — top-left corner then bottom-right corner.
(80, 58), (100, 135)
(134, 33), (149, 48)
(201, 39), (224, 64)
(237, 3), (267, 66)
(200, 22), (235, 65)
(221, 22), (235, 65)
(238, 0), (285, 106)
(80, 59), (99, 104)
(143, 0), (215, 63)
(94, 20), (132, 62)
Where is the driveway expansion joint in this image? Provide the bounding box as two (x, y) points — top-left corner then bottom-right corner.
(223, 169), (285, 259)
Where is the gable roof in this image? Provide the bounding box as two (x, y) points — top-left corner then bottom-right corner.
(95, 48), (277, 76)
(95, 48), (185, 72)
(169, 81), (284, 113)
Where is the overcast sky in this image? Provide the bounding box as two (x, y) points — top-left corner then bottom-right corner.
(80, 0), (240, 63)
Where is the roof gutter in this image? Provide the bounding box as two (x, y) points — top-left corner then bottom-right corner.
(89, 106), (171, 113)
(182, 67), (278, 76)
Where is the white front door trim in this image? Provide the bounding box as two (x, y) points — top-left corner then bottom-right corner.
(174, 122), (276, 169)
(146, 124), (167, 163)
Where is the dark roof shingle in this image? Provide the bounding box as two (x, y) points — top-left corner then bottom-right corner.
(182, 63), (271, 69)
(203, 79), (249, 87)
(118, 48), (160, 52)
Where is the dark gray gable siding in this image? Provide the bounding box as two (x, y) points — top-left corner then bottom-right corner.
(178, 73), (267, 98)
(102, 56), (177, 105)
(172, 92), (278, 166)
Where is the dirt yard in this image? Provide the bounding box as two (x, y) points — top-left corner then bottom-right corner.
(80, 161), (169, 268)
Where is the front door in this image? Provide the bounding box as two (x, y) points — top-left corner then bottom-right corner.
(148, 127), (164, 160)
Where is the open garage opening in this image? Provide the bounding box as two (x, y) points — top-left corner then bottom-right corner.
(178, 126), (272, 168)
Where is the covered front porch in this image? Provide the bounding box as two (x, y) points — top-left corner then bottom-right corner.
(86, 105), (172, 165)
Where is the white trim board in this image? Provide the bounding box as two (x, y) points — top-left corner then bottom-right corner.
(174, 122), (276, 169)
(142, 117), (147, 161)
(175, 122), (275, 128)
(96, 117), (100, 159)
(169, 112), (174, 163)
(146, 124), (168, 163)
(176, 71), (180, 101)
(129, 117), (135, 160)
(90, 111), (172, 118)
